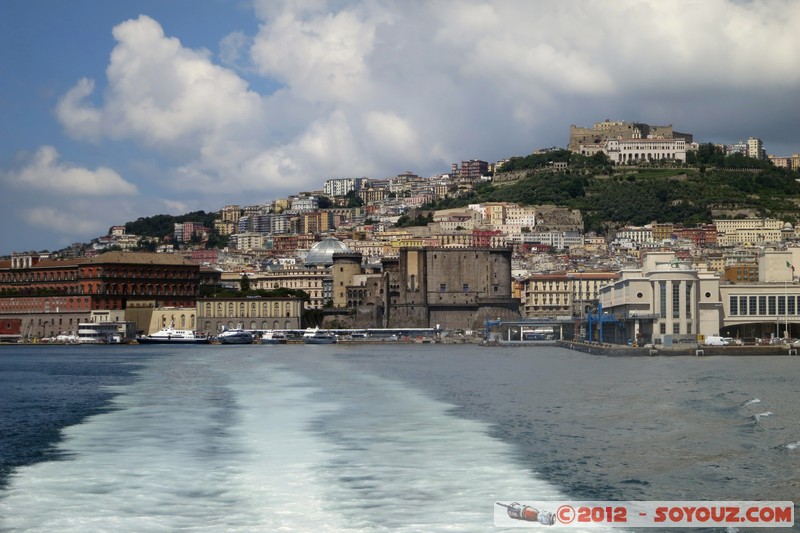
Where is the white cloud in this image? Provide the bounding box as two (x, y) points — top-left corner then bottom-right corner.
(219, 31), (249, 68)
(55, 78), (103, 141)
(5, 146), (137, 196)
(24, 206), (108, 236)
(363, 111), (422, 163)
(51, 1), (800, 200)
(250, 8), (379, 103)
(57, 15), (265, 149)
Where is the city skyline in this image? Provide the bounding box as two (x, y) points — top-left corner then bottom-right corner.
(2, 0), (800, 253)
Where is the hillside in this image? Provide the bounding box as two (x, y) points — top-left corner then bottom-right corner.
(427, 148), (800, 234)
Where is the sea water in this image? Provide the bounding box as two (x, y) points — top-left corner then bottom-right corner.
(1, 344), (798, 531)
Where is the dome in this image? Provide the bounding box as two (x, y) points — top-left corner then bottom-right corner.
(784, 222), (794, 230)
(305, 237), (353, 267)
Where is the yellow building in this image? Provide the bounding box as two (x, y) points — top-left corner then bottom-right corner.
(197, 296), (303, 332)
(251, 268), (329, 309)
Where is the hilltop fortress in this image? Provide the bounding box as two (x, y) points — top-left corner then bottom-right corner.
(569, 119), (694, 165)
(568, 120), (694, 151)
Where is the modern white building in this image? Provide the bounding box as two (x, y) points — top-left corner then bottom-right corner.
(599, 252), (722, 344)
(323, 178), (365, 197)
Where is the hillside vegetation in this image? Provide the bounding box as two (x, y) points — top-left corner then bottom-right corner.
(428, 147), (800, 234)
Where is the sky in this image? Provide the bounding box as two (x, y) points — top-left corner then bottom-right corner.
(2, 0), (800, 254)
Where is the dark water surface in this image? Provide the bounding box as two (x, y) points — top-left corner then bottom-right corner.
(1, 343), (798, 531)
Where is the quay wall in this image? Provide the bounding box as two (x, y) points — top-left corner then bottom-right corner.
(558, 340), (800, 357)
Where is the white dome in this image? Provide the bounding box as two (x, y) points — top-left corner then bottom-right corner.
(304, 237), (352, 267)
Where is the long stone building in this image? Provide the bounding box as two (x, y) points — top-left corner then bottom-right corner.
(0, 251), (202, 339)
(568, 120), (693, 152)
(332, 247), (521, 331)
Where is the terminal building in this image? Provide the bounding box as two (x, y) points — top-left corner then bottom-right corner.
(598, 252), (721, 345)
(598, 250), (800, 345)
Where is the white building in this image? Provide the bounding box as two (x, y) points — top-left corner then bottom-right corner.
(579, 138), (687, 165)
(231, 232), (265, 251)
(615, 226), (653, 245)
(747, 137), (765, 160)
(324, 178), (365, 197)
(599, 252), (722, 344)
(290, 196), (319, 212)
(714, 218), (784, 246)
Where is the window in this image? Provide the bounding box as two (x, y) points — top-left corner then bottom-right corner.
(685, 282), (692, 319)
(463, 283), (469, 292)
(659, 282), (666, 318)
(672, 283), (680, 319)
(749, 296), (757, 315)
(660, 323), (666, 334)
(439, 283), (446, 292)
(768, 296), (776, 316)
(730, 296), (738, 315)
(673, 323), (680, 334)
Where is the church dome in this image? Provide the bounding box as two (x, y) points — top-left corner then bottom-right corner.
(305, 237), (352, 267)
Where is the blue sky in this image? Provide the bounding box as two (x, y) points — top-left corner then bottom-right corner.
(2, 0), (800, 254)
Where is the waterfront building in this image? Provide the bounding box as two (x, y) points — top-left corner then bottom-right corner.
(331, 247), (520, 331)
(196, 296), (303, 333)
(520, 271), (619, 319)
(521, 273), (572, 319)
(599, 252), (722, 345)
(0, 251), (201, 340)
(250, 268), (330, 309)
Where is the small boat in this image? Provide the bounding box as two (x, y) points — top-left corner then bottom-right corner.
(137, 325), (210, 344)
(217, 325), (255, 344)
(261, 330), (288, 344)
(303, 327), (337, 344)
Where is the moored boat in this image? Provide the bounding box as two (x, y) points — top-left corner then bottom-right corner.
(261, 330), (288, 344)
(137, 325), (210, 344)
(302, 327), (337, 344)
(217, 325), (255, 344)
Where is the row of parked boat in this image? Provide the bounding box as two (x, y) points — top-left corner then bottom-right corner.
(135, 326), (337, 345)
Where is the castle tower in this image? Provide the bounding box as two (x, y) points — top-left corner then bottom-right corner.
(332, 252), (363, 308)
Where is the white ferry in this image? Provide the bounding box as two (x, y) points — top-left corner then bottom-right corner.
(137, 325), (210, 344)
(261, 330), (288, 344)
(302, 327), (337, 344)
(217, 325), (255, 344)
